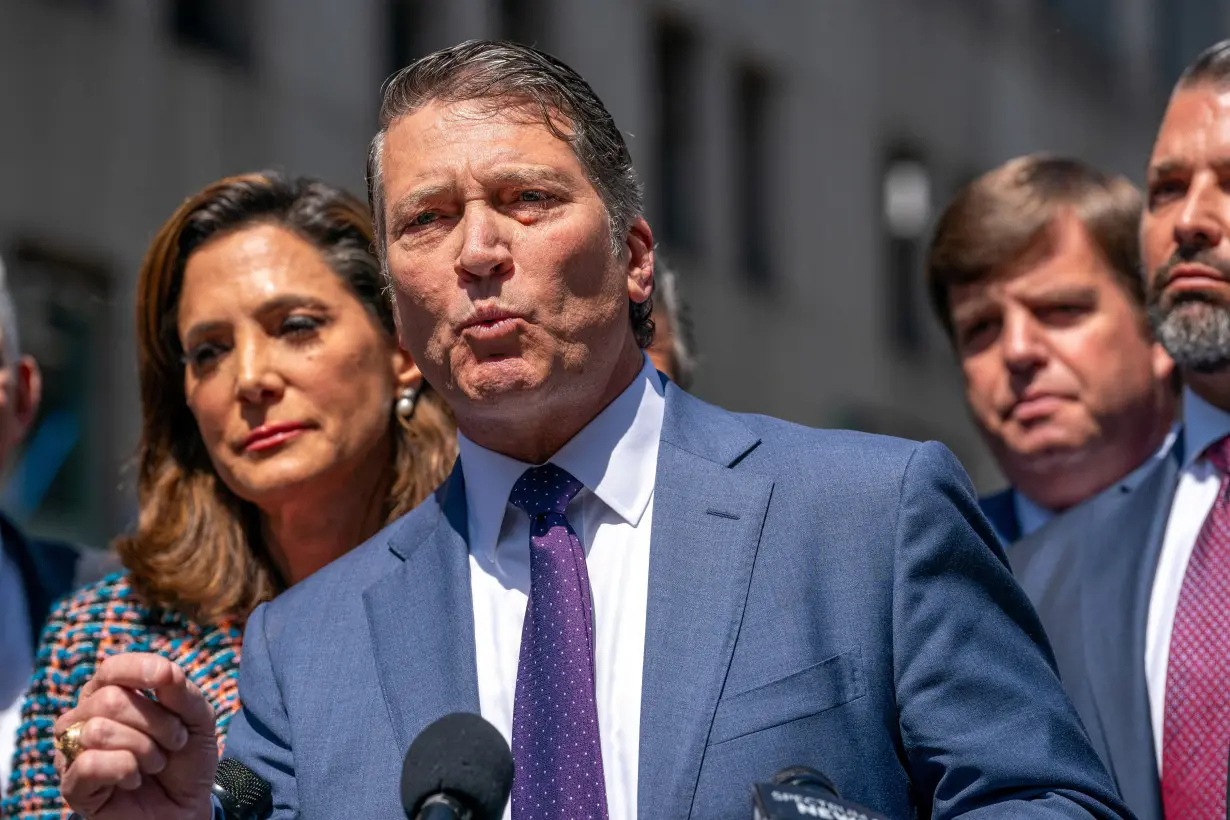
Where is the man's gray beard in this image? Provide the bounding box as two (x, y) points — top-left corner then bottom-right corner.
(1150, 298), (1230, 373)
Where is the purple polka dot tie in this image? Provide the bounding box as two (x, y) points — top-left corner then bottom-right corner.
(1163, 436), (1230, 819)
(508, 463), (609, 820)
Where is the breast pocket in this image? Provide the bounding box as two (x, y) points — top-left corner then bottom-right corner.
(709, 648), (866, 746)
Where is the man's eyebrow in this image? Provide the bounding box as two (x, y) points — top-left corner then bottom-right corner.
(487, 166), (579, 189)
(388, 183), (455, 228)
(1147, 159), (1188, 181)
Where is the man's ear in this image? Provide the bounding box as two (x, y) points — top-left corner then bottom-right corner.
(625, 216), (655, 306)
(14, 355), (41, 440)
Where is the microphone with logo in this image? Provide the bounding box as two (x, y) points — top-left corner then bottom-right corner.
(400, 712), (515, 820)
(753, 766), (890, 819)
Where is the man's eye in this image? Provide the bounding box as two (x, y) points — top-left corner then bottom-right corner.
(517, 191), (552, 203)
(414, 211), (439, 226)
(1149, 180), (1186, 207)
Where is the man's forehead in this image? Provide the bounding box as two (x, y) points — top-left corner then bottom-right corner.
(1150, 86), (1230, 165)
(382, 100), (584, 190)
(950, 264), (1104, 310)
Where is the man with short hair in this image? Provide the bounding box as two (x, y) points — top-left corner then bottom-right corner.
(1006, 40), (1230, 819)
(56, 41), (1129, 820)
(927, 154), (1177, 545)
(0, 260), (104, 796)
(645, 260), (697, 389)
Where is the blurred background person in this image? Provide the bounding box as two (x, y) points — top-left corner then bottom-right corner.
(0, 261), (112, 800)
(926, 154), (1177, 544)
(645, 259), (697, 389)
(1012, 40), (1230, 820)
(0, 172), (457, 819)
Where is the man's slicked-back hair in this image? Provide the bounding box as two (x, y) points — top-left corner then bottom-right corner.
(1179, 39), (1230, 89)
(368, 39), (653, 349)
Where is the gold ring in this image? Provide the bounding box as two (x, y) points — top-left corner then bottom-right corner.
(55, 721), (86, 767)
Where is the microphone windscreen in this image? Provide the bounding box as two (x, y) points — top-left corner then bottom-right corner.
(214, 758), (272, 820)
(400, 712), (514, 820)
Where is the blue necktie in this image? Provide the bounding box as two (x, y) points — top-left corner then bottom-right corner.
(508, 463), (609, 820)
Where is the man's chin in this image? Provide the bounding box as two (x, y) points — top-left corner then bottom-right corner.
(457, 358), (547, 402)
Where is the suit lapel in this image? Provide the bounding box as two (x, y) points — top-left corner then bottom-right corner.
(1080, 452), (1179, 820)
(363, 466), (481, 758)
(638, 386), (771, 819)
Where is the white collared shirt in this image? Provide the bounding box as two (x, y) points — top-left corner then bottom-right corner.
(459, 355), (663, 820)
(0, 537), (33, 797)
(1146, 389), (1230, 769)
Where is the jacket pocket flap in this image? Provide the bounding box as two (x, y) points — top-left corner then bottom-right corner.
(709, 648), (865, 745)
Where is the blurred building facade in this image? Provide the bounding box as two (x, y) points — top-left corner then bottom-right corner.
(0, 0), (1223, 544)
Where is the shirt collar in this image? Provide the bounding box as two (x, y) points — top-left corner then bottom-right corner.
(456, 354), (665, 560)
(1181, 387), (1230, 469)
(1012, 491), (1054, 538)
(1013, 422), (1182, 530)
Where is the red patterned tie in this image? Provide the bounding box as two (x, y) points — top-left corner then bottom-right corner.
(1163, 435), (1230, 819)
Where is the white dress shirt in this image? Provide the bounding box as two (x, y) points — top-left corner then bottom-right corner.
(1146, 389), (1230, 769)
(0, 539), (33, 798)
(459, 355), (663, 820)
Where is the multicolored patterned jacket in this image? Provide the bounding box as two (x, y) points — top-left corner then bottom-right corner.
(1, 572), (243, 820)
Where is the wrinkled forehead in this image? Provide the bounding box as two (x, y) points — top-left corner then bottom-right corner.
(380, 99), (584, 190)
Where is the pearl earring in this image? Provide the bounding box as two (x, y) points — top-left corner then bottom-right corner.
(395, 385), (419, 420)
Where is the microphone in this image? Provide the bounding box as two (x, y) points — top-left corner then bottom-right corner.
(212, 758), (273, 820)
(400, 712), (514, 820)
(752, 766), (890, 819)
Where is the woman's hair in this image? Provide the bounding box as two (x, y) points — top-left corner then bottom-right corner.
(120, 171), (457, 623)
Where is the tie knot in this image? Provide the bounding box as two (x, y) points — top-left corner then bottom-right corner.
(510, 462), (584, 517)
(1206, 435), (1230, 475)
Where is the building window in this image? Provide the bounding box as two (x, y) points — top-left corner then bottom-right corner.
(1, 241), (116, 545)
(170, 0), (252, 68)
(1158, 0), (1225, 88)
(1041, 0), (1116, 62)
(498, 0), (550, 48)
(388, 0), (425, 76)
(733, 63), (774, 288)
(654, 19), (700, 257)
(881, 147), (932, 354)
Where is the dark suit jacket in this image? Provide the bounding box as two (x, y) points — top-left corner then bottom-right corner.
(220, 382), (1129, 819)
(980, 488), (1021, 545)
(1010, 444), (1184, 820)
(2, 512), (112, 649)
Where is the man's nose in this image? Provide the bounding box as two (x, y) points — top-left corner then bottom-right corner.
(457, 206), (514, 280)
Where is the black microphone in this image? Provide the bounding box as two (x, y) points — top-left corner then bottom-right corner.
(213, 758), (273, 820)
(752, 765), (890, 819)
(400, 712), (514, 820)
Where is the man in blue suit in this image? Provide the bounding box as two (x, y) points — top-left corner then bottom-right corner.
(54, 41), (1129, 820)
(925, 155), (1177, 546)
(1012, 40), (1230, 820)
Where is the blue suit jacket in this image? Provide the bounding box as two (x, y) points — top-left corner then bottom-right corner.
(980, 488), (1021, 545)
(221, 384), (1128, 819)
(1, 512), (107, 648)
(1009, 442), (1184, 820)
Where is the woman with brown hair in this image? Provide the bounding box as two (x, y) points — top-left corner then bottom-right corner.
(1, 171), (457, 819)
